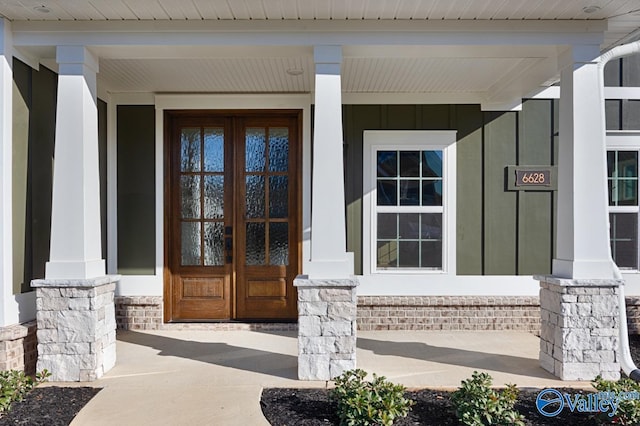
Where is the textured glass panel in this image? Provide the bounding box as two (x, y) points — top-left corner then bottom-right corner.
(204, 128), (224, 172)
(269, 223), (289, 265)
(181, 176), (201, 219)
(610, 213), (638, 269)
(204, 222), (224, 266)
(181, 222), (201, 265)
(377, 213), (397, 239)
(400, 151), (420, 177)
(398, 241), (419, 267)
(180, 128), (201, 172)
(422, 180), (443, 206)
(245, 176), (265, 218)
(421, 214), (443, 239)
(399, 180), (420, 205)
(246, 127), (266, 172)
(269, 176), (288, 218)
(377, 151), (397, 177)
(398, 213), (420, 239)
(422, 151), (443, 177)
(421, 241), (443, 268)
(204, 176), (224, 219)
(377, 241), (397, 268)
(246, 223), (266, 265)
(377, 180), (397, 205)
(269, 128), (289, 172)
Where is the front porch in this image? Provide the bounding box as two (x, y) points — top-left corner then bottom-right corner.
(67, 329), (591, 425)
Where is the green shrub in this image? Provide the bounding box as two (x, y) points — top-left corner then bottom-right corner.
(451, 371), (525, 426)
(330, 369), (415, 426)
(592, 374), (640, 425)
(0, 369), (50, 413)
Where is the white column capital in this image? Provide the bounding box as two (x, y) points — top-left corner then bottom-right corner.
(314, 45), (342, 75)
(558, 44), (601, 70)
(56, 45), (99, 74)
(0, 18), (12, 57)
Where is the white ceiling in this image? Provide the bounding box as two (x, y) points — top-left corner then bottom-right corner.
(3, 0), (640, 106)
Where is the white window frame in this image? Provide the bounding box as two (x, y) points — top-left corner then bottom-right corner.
(362, 130), (457, 276)
(607, 136), (640, 272)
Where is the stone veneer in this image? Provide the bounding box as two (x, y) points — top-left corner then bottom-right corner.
(538, 276), (622, 381)
(294, 276), (359, 380)
(0, 321), (37, 374)
(31, 276), (119, 382)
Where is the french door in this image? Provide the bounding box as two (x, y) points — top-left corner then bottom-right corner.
(165, 111), (300, 321)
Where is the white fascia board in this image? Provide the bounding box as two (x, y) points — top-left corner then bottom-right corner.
(11, 20), (606, 48)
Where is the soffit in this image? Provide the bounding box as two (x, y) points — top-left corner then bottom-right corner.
(1, 0), (639, 49)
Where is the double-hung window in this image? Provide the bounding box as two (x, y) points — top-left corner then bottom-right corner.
(608, 150), (639, 269)
(363, 131), (456, 275)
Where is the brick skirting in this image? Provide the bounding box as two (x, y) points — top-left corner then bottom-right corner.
(113, 295), (640, 334)
(357, 296), (541, 333)
(0, 321), (37, 374)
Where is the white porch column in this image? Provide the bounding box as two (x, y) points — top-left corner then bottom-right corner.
(46, 46), (105, 279)
(553, 44), (614, 280)
(0, 19), (13, 323)
(538, 44), (621, 381)
(307, 45), (353, 279)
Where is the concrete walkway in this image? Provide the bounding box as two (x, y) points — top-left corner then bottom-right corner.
(66, 330), (592, 425)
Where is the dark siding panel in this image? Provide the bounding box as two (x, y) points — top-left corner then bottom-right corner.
(517, 100), (553, 275)
(98, 99), (108, 263)
(420, 105), (452, 129)
(344, 105), (384, 275)
(28, 66), (57, 285)
(483, 111), (518, 275)
(386, 105), (416, 129)
(13, 59), (31, 293)
(604, 59), (621, 87)
(606, 100), (622, 130)
(455, 105), (484, 274)
(623, 55), (640, 87)
(117, 105), (156, 275)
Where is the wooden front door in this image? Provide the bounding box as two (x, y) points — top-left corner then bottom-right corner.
(165, 111), (300, 321)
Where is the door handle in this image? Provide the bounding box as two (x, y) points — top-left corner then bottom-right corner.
(225, 237), (233, 251)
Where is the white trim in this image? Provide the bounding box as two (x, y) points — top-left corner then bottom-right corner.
(527, 86), (640, 101)
(363, 130), (456, 282)
(115, 93), (312, 297)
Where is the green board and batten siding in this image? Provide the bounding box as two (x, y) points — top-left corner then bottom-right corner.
(343, 101), (557, 276)
(116, 105), (156, 275)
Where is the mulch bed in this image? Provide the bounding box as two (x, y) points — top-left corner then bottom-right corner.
(260, 335), (640, 425)
(0, 387), (100, 426)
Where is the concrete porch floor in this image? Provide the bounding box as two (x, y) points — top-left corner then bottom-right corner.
(65, 330), (593, 425)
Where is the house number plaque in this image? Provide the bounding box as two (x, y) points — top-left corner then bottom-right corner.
(506, 165), (557, 191)
(515, 170), (550, 187)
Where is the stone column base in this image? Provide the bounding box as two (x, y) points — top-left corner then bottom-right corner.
(536, 275), (622, 381)
(294, 275), (359, 380)
(31, 275), (120, 382)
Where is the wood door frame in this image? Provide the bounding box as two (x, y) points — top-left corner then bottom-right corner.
(163, 109), (303, 322)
